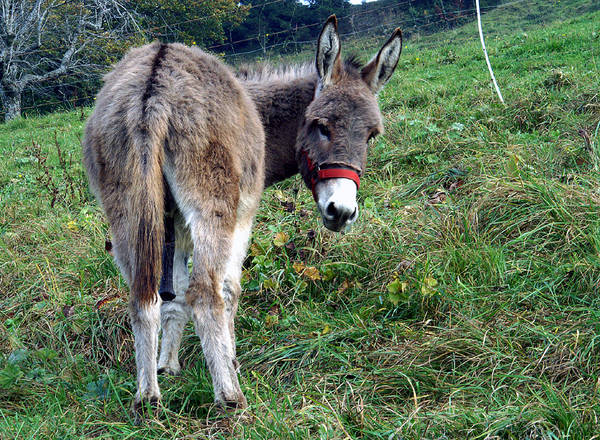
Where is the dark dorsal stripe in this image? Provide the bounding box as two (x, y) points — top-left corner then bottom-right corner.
(142, 43), (168, 110)
(140, 43), (168, 171)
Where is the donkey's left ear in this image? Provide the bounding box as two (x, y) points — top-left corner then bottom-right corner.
(361, 28), (402, 94)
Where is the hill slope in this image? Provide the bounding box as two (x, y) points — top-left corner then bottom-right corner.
(1, 1), (600, 438)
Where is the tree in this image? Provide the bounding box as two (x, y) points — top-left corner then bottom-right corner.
(224, 0), (350, 56)
(0, 0), (137, 121)
(132, 0), (248, 47)
(225, 0), (304, 55)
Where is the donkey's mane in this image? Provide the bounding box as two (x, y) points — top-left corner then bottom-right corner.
(236, 55), (364, 84)
(344, 54), (363, 73)
(235, 61), (314, 83)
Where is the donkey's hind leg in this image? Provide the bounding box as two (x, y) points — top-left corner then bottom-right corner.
(109, 223), (162, 412)
(130, 299), (161, 411)
(186, 212), (247, 408)
(158, 217), (192, 375)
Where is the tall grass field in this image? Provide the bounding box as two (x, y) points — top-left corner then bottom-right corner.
(1, 0), (600, 438)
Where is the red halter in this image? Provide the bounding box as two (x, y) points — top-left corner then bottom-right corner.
(300, 148), (361, 200)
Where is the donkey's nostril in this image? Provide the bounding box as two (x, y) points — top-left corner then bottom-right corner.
(326, 201), (337, 218)
(325, 201), (356, 224)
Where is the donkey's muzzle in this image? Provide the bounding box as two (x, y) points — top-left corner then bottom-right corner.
(315, 178), (359, 232)
(323, 202), (358, 232)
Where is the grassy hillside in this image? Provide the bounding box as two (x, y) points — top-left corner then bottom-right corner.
(1, 0), (600, 438)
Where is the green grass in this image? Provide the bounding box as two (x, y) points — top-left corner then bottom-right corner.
(2, 0), (600, 438)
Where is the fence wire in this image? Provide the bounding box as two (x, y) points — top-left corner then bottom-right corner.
(6, 0), (599, 116)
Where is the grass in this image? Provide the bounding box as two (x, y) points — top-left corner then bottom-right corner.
(1, 0), (600, 438)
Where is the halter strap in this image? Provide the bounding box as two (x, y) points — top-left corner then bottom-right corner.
(300, 148), (361, 200)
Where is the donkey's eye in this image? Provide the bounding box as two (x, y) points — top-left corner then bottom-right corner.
(317, 123), (331, 140)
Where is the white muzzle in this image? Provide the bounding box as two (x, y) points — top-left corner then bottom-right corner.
(315, 178), (359, 232)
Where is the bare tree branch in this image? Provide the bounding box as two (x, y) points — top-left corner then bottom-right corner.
(0, 0), (138, 121)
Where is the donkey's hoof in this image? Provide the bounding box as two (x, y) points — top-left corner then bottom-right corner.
(216, 393), (248, 411)
(157, 364), (181, 376)
(132, 395), (161, 424)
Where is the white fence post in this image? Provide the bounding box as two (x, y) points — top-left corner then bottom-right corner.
(476, 0), (505, 104)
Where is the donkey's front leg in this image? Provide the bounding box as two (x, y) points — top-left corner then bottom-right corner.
(187, 282), (246, 408)
(223, 220), (253, 366)
(129, 298), (161, 412)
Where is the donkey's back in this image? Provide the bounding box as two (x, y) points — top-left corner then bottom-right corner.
(83, 41), (264, 411)
(84, 42), (264, 213)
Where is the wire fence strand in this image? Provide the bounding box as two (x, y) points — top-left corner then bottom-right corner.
(8, 0), (570, 115)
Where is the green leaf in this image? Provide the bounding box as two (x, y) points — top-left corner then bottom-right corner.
(244, 279), (260, 291)
(83, 378), (109, 401)
(273, 231), (289, 247)
(388, 292), (401, 306)
(387, 279), (404, 294)
(265, 314), (279, 328)
(34, 348), (58, 362)
(322, 268), (335, 281)
(421, 276), (439, 297)
(262, 278), (278, 291)
(387, 279), (409, 306)
(7, 349), (28, 365)
(0, 364), (24, 388)
(387, 279), (400, 294)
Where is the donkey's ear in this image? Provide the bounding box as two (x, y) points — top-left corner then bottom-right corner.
(316, 15), (342, 88)
(361, 28), (402, 93)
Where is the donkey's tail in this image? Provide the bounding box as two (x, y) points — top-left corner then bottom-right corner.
(129, 43), (169, 306)
(130, 175), (164, 307)
(129, 130), (165, 306)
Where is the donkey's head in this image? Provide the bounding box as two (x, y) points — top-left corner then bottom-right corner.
(296, 16), (402, 232)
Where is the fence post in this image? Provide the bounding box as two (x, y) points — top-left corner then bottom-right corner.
(476, 0), (505, 104)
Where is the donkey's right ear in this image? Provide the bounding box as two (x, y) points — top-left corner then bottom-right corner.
(361, 28), (403, 94)
(316, 15), (342, 89)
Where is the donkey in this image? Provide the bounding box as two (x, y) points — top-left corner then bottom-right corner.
(83, 15), (402, 412)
